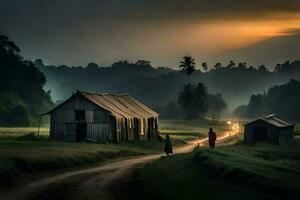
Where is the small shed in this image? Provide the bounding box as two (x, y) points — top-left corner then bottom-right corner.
(46, 91), (159, 143)
(244, 114), (295, 145)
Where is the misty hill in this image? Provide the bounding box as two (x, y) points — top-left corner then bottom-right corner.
(0, 36), (53, 126)
(36, 60), (300, 114)
(234, 79), (300, 121)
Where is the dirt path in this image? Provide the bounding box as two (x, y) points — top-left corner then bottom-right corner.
(1, 133), (235, 200)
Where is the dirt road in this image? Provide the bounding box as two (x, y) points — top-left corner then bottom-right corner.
(1, 133), (234, 200)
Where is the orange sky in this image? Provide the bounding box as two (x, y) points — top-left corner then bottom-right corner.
(2, 0), (300, 67)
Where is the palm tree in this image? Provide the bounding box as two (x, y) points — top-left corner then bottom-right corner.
(179, 56), (195, 75)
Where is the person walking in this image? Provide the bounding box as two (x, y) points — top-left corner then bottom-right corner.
(164, 134), (173, 156)
(208, 128), (217, 149)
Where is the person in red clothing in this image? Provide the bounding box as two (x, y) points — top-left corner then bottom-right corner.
(208, 128), (217, 149)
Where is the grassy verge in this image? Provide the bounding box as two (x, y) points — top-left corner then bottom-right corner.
(0, 119), (228, 187)
(0, 126), (166, 186)
(0, 138), (166, 186)
(124, 139), (300, 200)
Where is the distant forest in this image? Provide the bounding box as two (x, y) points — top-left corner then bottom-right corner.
(36, 57), (300, 121)
(1, 35), (300, 126)
(234, 79), (300, 121)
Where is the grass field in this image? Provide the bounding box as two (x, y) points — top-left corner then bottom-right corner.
(0, 119), (229, 186)
(0, 127), (49, 139)
(124, 138), (300, 200)
(159, 119), (231, 141)
(0, 139), (165, 186)
(0, 127), (160, 186)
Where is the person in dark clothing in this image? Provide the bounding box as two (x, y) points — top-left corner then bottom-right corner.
(164, 134), (173, 156)
(208, 128), (217, 149)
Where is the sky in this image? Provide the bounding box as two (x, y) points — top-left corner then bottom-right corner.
(1, 0), (300, 68)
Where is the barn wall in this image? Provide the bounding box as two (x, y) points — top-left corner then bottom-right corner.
(50, 95), (113, 142)
(244, 124), (254, 144)
(244, 120), (279, 144)
(244, 120), (294, 145)
(278, 127), (295, 145)
(49, 94), (159, 143)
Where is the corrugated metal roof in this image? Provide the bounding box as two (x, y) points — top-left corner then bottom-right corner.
(245, 114), (294, 128)
(78, 91), (158, 119)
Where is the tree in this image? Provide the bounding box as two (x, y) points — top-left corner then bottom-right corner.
(201, 62), (208, 72)
(226, 60), (236, 68)
(258, 65), (268, 73)
(0, 35), (53, 126)
(179, 56), (195, 75)
(136, 60), (151, 67)
(177, 82), (208, 119)
(275, 61), (296, 74)
(86, 62), (99, 70)
(238, 62), (247, 69)
(214, 62), (222, 70)
(208, 94), (227, 120)
(194, 82), (209, 119)
(235, 79), (300, 121)
(0, 35), (20, 54)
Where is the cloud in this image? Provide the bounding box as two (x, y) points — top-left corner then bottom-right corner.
(216, 30), (300, 68)
(1, 0), (300, 67)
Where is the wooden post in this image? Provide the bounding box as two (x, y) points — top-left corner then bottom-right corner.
(37, 116), (41, 138)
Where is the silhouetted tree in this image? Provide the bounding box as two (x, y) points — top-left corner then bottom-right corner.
(214, 62), (222, 69)
(226, 60), (236, 68)
(238, 62), (247, 69)
(0, 35), (20, 54)
(179, 56), (195, 75)
(201, 62), (209, 72)
(136, 60), (151, 67)
(0, 35), (53, 126)
(86, 62), (99, 70)
(208, 94), (227, 120)
(258, 65), (268, 73)
(275, 61), (296, 75)
(234, 79), (300, 121)
(178, 83), (208, 119)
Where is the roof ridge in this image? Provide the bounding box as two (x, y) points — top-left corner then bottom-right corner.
(79, 91), (128, 96)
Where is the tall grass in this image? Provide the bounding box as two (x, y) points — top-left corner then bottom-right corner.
(124, 139), (300, 200)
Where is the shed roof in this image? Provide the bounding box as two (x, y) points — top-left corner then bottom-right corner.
(245, 114), (294, 128)
(47, 91), (159, 119)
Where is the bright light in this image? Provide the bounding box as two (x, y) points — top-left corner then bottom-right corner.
(227, 121), (232, 125)
(231, 123), (240, 134)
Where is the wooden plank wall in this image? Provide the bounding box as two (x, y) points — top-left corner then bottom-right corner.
(50, 96), (113, 142)
(50, 95), (159, 143)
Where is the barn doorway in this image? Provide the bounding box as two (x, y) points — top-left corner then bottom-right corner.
(253, 126), (268, 142)
(75, 110), (85, 122)
(76, 123), (87, 141)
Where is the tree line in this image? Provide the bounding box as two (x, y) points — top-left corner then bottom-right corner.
(0, 35), (53, 126)
(233, 79), (300, 121)
(2, 34), (300, 125)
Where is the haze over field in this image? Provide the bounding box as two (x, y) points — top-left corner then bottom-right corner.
(1, 0), (300, 67)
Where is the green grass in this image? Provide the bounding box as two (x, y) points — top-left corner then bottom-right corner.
(124, 139), (300, 200)
(159, 119), (230, 139)
(0, 127), (49, 139)
(0, 138), (165, 186)
(0, 119), (230, 187)
(0, 127), (166, 186)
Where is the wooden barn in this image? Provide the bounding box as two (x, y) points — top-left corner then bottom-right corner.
(46, 91), (159, 143)
(244, 114), (295, 145)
